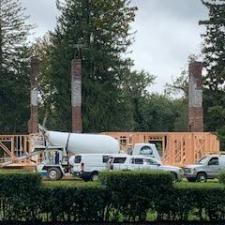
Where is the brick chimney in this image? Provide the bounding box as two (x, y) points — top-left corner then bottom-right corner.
(28, 56), (40, 134)
(188, 61), (204, 132)
(71, 59), (82, 133)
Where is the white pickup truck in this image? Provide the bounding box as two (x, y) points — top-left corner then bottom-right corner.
(108, 154), (183, 181)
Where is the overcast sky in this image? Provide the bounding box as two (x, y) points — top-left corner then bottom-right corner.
(21, 0), (208, 93)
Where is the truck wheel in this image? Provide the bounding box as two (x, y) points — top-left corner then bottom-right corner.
(197, 172), (207, 182)
(91, 172), (99, 181)
(48, 168), (62, 180)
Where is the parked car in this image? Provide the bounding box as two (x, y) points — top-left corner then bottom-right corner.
(71, 154), (112, 181)
(108, 154), (183, 181)
(183, 154), (225, 182)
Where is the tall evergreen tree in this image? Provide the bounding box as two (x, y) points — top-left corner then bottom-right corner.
(40, 0), (143, 132)
(200, 0), (225, 148)
(0, 0), (32, 133)
(200, 0), (225, 92)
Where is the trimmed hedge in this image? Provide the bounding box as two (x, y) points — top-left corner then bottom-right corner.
(99, 170), (173, 222)
(1, 172), (225, 222)
(219, 171), (225, 184)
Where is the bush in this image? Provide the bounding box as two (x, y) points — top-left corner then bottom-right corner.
(1, 172), (225, 222)
(41, 186), (108, 222)
(218, 171), (225, 184)
(0, 173), (108, 223)
(99, 170), (173, 222)
(0, 172), (42, 221)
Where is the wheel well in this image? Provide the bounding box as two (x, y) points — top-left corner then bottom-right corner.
(92, 171), (99, 175)
(171, 171), (178, 179)
(197, 171), (207, 178)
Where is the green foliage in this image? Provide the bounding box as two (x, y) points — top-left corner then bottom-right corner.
(165, 69), (189, 98)
(0, 173), (41, 221)
(218, 171), (225, 184)
(99, 170), (173, 222)
(201, 1), (225, 148)
(42, 186), (107, 222)
(200, 0), (225, 92)
(0, 0), (32, 133)
(2, 172), (225, 222)
(135, 94), (188, 132)
(37, 0), (154, 132)
(156, 185), (225, 221)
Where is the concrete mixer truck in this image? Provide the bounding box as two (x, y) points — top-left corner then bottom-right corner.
(33, 128), (161, 180)
(34, 129), (120, 180)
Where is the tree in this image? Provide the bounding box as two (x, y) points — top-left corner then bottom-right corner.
(200, 0), (225, 92)
(200, 0), (225, 148)
(0, 0), (32, 133)
(119, 91), (187, 132)
(165, 70), (188, 98)
(120, 69), (155, 130)
(39, 0), (149, 132)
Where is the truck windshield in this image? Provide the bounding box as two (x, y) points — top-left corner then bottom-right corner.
(197, 156), (208, 165)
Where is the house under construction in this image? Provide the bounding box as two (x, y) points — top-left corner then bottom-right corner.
(0, 58), (221, 167)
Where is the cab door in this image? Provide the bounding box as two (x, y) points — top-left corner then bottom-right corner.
(206, 157), (221, 178)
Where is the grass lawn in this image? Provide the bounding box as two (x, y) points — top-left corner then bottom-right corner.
(43, 177), (225, 189)
(175, 179), (224, 189)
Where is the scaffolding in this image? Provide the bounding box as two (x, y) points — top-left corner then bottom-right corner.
(103, 132), (220, 166)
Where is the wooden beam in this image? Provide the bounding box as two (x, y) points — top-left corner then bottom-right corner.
(0, 142), (12, 157)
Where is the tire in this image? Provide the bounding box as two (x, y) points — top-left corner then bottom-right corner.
(48, 168), (62, 180)
(196, 172), (207, 182)
(91, 172), (99, 181)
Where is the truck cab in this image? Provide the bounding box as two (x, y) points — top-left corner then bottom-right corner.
(184, 154), (225, 182)
(36, 146), (68, 180)
(132, 143), (161, 162)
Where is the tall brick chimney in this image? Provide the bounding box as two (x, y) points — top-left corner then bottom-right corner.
(71, 59), (82, 133)
(188, 61), (204, 132)
(28, 56), (40, 134)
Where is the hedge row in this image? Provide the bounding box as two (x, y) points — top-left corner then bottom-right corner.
(1, 172), (225, 222)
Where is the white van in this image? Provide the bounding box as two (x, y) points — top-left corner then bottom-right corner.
(71, 154), (111, 181)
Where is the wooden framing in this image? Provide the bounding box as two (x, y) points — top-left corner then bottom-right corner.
(0, 134), (44, 167)
(103, 132), (220, 166)
(0, 132), (220, 167)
